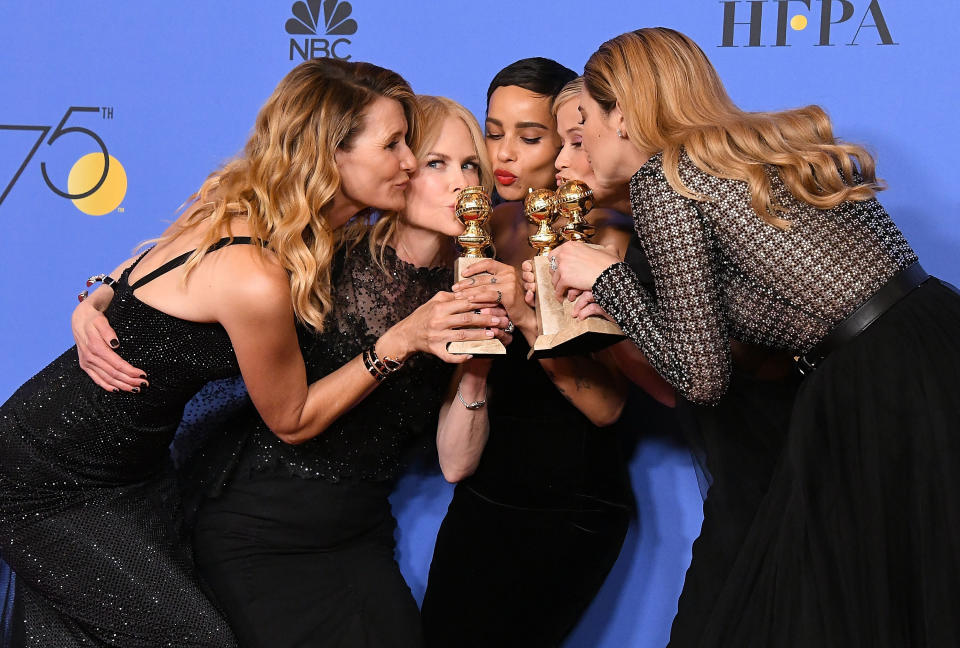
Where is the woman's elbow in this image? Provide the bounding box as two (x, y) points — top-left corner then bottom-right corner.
(267, 419), (311, 445)
(440, 460), (477, 484)
(586, 395), (627, 428)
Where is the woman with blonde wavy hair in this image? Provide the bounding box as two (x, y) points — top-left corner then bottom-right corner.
(68, 92), (510, 647)
(0, 61), (501, 647)
(551, 26), (960, 648)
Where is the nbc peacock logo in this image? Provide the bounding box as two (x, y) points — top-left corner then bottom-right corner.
(286, 0), (357, 61)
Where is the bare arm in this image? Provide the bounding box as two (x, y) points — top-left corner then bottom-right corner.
(72, 255), (147, 392)
(435, 360), (493, 482)
(454, 258), (628, 428)
(73, 245), (508, 445)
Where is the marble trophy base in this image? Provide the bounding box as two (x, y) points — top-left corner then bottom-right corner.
(446, 256), (507, 356)
(528, 254), (624, 359)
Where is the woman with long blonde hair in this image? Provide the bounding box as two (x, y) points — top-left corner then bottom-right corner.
(0, 61), (500, 647)
(551, 27), (960, 647)
(70, 93), (511, 647)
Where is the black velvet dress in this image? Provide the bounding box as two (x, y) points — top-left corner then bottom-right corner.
(0, 243), (248, 647)
(420, 330), (633, 647)
(593, 150), (960, 647)
(184, 240), (454, 648)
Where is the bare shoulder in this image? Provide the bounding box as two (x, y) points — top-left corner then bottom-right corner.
(202, 244), (291, 318)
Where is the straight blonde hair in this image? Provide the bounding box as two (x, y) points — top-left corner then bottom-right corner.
(369, 95), (492, 265)
(584, 28), (882, 228)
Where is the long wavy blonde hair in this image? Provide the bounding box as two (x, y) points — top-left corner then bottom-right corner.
(369, 95), (492, 265)
(583, 28), (882, 228)
(156, 58), (418, 330)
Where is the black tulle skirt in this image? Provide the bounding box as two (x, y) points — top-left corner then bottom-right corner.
(674, 278), (960, 648)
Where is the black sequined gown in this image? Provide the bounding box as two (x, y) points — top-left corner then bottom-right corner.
(593, 151), (960, 647)
(0, 243), (247, 647)
(185, 240), (454, 648)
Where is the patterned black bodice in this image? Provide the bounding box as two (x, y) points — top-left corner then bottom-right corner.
(185, 238), (455, 486)
(593, 150), (918, 404)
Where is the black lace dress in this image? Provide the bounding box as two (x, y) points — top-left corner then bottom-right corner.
(0, 244), (247, 647)
(593, 151), (960, 647)
(185, 240), (454, 648)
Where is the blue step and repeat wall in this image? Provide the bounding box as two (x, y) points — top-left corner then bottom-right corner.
(1, 2), (957, 646)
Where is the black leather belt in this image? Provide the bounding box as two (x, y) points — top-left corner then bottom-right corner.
(795, 263), (930, 376)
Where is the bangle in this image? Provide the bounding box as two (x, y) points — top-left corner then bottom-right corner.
(457, 383), (486, 410)
(362, 344), (405, 383)
(78, 273), (117, 302)
(362, 347), (387, 382)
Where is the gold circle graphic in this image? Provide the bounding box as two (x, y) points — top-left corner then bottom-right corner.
(790, 14), (808, 31)
(68, 153), (127, 216)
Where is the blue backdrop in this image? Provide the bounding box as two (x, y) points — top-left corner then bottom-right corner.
(1, 2), (957, 646)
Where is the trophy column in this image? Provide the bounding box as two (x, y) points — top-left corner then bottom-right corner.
(524, 180), (625, 358)
(447, 186), (507, 356)
(523, 188), (567, 348)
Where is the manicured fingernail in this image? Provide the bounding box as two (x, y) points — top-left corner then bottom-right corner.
(132, 387), (140, 394)
(140, 382), (147, 389)
(491, 317), (500, 325)
(486, 329), (494, 336)
(112, 388), (119, 393)
(110, 339), (119, 348)
(139, 374), (147, 379)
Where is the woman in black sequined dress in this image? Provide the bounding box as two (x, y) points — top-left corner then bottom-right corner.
(0, 62), (499, 647)
(77, 96), (512, 648)
(551, 27), (960, 647)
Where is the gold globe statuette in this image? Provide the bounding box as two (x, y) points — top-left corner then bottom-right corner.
(556, 179), (596, 242)
(447, 186), (506, 356)
(525, 180), (624, 358)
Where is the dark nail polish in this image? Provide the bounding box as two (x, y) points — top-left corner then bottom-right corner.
(112, 388), (119, 393)
(109, 339), (120, 348)
(132, 387), (140, 394)
(140, 382), (147, 389)
(139, 374), (147, 379)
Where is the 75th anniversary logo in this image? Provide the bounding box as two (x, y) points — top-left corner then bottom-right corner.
(0, 106), (127, 216)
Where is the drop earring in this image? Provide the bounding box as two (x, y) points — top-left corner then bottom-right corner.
(616, 128), (624, 138)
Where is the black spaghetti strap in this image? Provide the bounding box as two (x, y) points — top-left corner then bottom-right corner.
(129, 237), (257, 290)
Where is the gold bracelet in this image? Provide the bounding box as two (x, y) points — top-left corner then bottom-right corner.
(362, 347), (387, 382)
(362, 344), (405, 383)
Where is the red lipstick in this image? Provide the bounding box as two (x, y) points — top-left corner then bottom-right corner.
(494, 169), (517, 186)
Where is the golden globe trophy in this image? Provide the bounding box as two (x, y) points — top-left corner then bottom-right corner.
(523, 180), (624, 358)
(447, 186), (507, 356)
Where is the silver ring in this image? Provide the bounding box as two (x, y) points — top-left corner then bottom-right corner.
(505, 320), (515, 333)
(549, 256), (558, 273)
